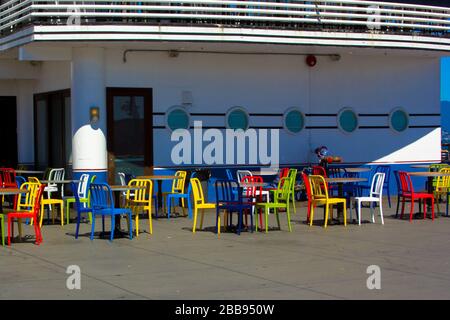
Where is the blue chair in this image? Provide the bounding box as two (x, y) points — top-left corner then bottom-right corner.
(71, 182), (93, 239)
(89, 183), (133, 242)
(215, 179), (253, 235)
(15, 176), (26, 188)
(225, 169), (234, 180)
(166, 173), (189, 219)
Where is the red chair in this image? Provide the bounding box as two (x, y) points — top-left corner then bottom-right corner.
(1, 168), (17, 188)
(265, 168), (289, 191)
(398, 171), (434, 221)
(7, 184), (45, 245)
(302, 172), (313, 223)
(312, 166), (327, 177)
(242, 175), (264, 230)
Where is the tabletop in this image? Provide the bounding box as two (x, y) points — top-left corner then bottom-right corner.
(341, 168), (371, 173)
(326, 178), (367, 184)
(249, 170), (279, 176)
(0, 188), (29, 195)
(137, 175), (180, 180)
(15, 170), (45, 174)
(410, 165), (432, 169)
(41, 180), (81, 184)
(239, 182), (270, 188)
(407, 172), (450, 177)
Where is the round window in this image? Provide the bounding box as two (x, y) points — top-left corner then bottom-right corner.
(166, 106), (190, 131)
(226, 107), (249, 130)
(284, 108), (305, 134)
(390, 108), (409, 132)
(338, 108), (358, 133)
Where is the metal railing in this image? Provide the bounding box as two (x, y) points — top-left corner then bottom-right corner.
(1, 0), (450, 38)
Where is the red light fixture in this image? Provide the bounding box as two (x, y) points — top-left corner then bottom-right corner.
(306, 55), (317, 67)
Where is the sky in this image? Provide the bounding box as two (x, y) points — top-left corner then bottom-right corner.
(442, 57), (450, 131)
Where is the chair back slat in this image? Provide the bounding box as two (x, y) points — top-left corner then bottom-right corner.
(172, 171), (187, 193)
(309, 175), (329, 199)
(241, 175), (263, 202)
(370, 172), (385, 198)
(215, 179), (240, 204)
(190, 178), (205, 206)
(237, 170), (252, 183)
(398, 171), (414, 194)
(90, 183), (114, 210)
(77, 174), (90, 198)
(127, 179), (153, 205)
(275, 177), (291, 202)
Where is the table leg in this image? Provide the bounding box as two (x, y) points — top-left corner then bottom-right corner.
(427, 176), (436, 218)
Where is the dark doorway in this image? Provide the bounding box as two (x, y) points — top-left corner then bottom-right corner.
(34, 89), (71, 171)
(106, 87), (153, 183)
(0, 97), (18, 167)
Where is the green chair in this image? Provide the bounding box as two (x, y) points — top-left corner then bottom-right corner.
(256, 177), (292, 233)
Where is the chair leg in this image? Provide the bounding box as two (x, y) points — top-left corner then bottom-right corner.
(370, 203), (375, 223)
(324, 204), (329, 229)
(395, 195), (400, 218)
(379, 200), (384, 225)
(357, 200), (362, 226)
(110, 215), (115, 242)
(275, 209), (281, 230)
(307, 199), (311, 223)
(200, 209), (205, 230)
(148, 208), (153, 235)
(167, 196), (171, 220)
(286, 205), (292, 232)
(33, 221), (41, 245)
(343, 201), (347, 227)
(75, 213), (81, 239)
(66, 200), (71, 225)
(60, 203), (64, 226)
(7, 217), (11, 246)
(309, 203), (315, 227)
(135, 209), (140, 237)
(39, 203), (44, 227)
(0, 215), (4, 246)
(401, 198), (406, 220)
(265, 207), (269, 233)
(387, 186), (391, 208)
(90, 215), (96, 240)
(192, 208), (198, 233)
(431, 197), (435, 221)
(409, 198), (415, 222)
(128, 213), (133, 239)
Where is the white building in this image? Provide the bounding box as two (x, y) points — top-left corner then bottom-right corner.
(0, 0), (449, 181)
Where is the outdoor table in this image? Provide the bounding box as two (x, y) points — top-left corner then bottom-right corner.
(0, 188), (29, 213)
(407, 171), (450, 216)
(137, 175), (181, 216)
(325, 177), (367, 223)
(101, 185), (146, 238)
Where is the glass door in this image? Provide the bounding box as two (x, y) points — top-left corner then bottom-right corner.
(106, 88), (153, 183)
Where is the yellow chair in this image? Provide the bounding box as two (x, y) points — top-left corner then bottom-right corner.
(28, 177), (64, 227)
(309, 175), (347, 228)
(190, 178), (215, 233)
(434, 167), (450, 214)
(125, 179), (153, 237)
(162, 171), (187, 214)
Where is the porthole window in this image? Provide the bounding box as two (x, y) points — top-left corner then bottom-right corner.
(337, 108), (358, 133)
(166, 106), (190, 131)
(284, 108), (305, 134)
(390, 108), (409, 132)
(226, 107), (249, 131)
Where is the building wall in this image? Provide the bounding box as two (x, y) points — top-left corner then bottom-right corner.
(105, 49), (441, 167)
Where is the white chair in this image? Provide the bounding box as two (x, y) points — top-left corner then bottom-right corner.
(45, 168), (65, 212)
(354, 172), (385, 225)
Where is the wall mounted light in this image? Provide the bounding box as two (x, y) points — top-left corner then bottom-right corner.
(181, 91), (193, 107)
(90, 106), (100, 123)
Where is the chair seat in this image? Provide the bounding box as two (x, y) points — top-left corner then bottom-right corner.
(256, 201), (287, 209)
(314, 197), (346, 205)
(355, 196), (380, 202)
(404, 192), (433, 199)
(94, 208), (131, 215)
(198, 203), (215, 209)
